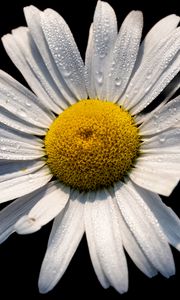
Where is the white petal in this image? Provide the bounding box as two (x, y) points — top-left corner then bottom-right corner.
(41, 9), (87, 100)
(134, 76), (180, 127)
(85, 24), (97, 98)
(0, 159), (45, 182)
(109, 11), (143, 102)
(2, 32), (61, 114)
(0, 128), (45, 160)
(38, 192), (84, 294)
(141, 128), (180, 153)
(133, 14), (180, 74)
(114, 180), (175, 277)
(131, 56), (180, 115)
(14, 215), (42, 234)
(123, 28), (180, 112)
(0, 165), (52, 203)
(0, 107), (46, 135)
(0, 123), (43, 147)
(85, 191), (110, 289)
(88, 190), (128, 293)
(0, 70), (54, 128)
(139, 14), (180, 57)
(140, 95), (180, 135)
(129, 168), (179, 197)
(116, 209), (157, 277)
(130, 152), (180, 196)
(0, 145), (44, 160)
(0, 183), (53, 243)
(135, 79), (180, 125)
(89, 1), (117, 99)
(132, 184), (180, 251)
(24, 5), (77, 107)
(15, 182), (70, 234)
(12, 27), (70, 111)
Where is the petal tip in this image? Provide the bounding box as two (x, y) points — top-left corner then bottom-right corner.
(38, 281), (49, 294)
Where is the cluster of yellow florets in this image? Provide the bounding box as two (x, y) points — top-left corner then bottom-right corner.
(45, 99), (140, 191)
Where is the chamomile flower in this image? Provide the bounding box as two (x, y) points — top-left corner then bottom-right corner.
(0, 0), (179, 294)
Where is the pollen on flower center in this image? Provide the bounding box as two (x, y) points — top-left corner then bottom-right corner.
(45, 99), (140, 191)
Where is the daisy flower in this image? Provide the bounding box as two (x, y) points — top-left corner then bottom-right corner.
(0, 0), (179, 294)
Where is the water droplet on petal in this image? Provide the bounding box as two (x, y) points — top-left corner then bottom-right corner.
(146, 70), (152, 80)
(0, 145), (6, 151)
(96, 71), (103, 85)
(111, 60), (116, 68)
(99, 52), (106, 59)
(133, 88), (138, 95)
(62, 68), (72, 78)
(159, 137), (165, 143)
(144, 85), (151, 93)
(18, 109), (27, 118)
(25, 100), (31, 107)
(115, 77), (122, 87)
(28, 174), (34, 183)
(129, 82), (133, 88)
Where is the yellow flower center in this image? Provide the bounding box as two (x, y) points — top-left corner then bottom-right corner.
(45, 99), (140, 191)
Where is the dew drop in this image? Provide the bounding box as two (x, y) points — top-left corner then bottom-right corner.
(129, 82), (133, 88)
(0, 145), (6, 151)
(99, 52), (106, 59)
(62, 68), (72, 78)
(28, 174), (34, 183)
(111, 60), (116, 67)
(144, 85), (151, 93)
(18, 109), (27, 118)
(104, 33), (109, 42)
(25, 100), (31, 107)
(96, 71), (103, 85)
(133, 88), (138, 95)
(115, 77), (122, 87)
(146, 70), (152, 80)
(159, 137), (165, 143)
(174, 117), (178, 123)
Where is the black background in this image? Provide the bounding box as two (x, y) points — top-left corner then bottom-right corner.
(0, 0), (179, 299)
